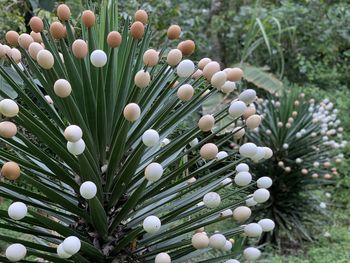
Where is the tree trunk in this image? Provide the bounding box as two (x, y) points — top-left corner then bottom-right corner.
(209, 0), (225, 66)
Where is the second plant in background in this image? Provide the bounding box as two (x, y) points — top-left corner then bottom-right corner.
(247, 89), (346, 246)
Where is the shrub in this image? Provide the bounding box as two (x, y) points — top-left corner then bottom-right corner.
(247, 89), (346, 245)
(0, 3), (274, 262)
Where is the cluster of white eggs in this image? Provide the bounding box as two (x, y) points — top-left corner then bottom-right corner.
(311, 98), (347, 150)
(141, 159), (273, 262)
(190, 229), (268, 262)
(5, 236), (81, 262)
(259, 94), (346, 179)
(64, 124), (86, 155)
(5, 203), (28, 261)
(56, 236), (81, 259)
(0, 99), (19, 139)
(190, 161), (273, 261)
(186, 88), (272, 164)
(29, 46), (108, 70)
(239, 142), (273, 163)
(5, 203), (83, 261)
(244, 219), (275, 237)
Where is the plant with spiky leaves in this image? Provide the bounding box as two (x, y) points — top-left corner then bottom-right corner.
(247, 89), (346, 246)
(0, 2), (274, 262)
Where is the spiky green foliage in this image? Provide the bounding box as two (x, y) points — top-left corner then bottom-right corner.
(0, 2), (274, 262)
(248, 89), (346, 245)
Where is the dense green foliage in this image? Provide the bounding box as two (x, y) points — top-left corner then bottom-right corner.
(2, 0), (349, 86)
(269, 160), (350, 262)
(117, 0), (350, 90)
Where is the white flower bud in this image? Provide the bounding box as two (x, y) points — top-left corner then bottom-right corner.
(246, 196), (257, 207)
(253, 189), (270, 203)
(234, 171), (252, 186)
(221, 81), (236, 94)
(223, 240), (232, 251)
(236, 163), (249, 172)
(0, 99), (19, 117)
(37, 49), (54, 69)
(200, 143), (218, 160)
(155, 252), (171, 263)
(220, 209), (233, 217)
(211, 71), (227, 89)
(229, 101), (246, 118)
(67, 139), (85, 155)
(192, 232), (209, 249)
(216, 151), (228, 160)
(143, 215), (161, 234)
(57, 243), (72, 258)
(239, 89), (256, 104)
(177, 59), (195, 78)
(90, 50), (107, 67)
(167, 49), (182, 66)
(177, 84), (194, 101)
(257, 177), (272, 189)
(54, 79), (71, 98)
(123, 103), (141, 122)
(244, 223), (263, 237)
(243, 247), (261, 261)
(233, 206), (251, 222)
(62, 236), (81, 255)
(221, 178), (232, 186)
(142, 129), (159, 147)
(64, 125), (83, 142)
(198, 114), (215, 132)
(251, 147), (266, 162)
(239, 143), (258, 158)
(209, 234), (226, 249)
(8, 202), (27, 220)
(144, 162), (163, 182)
(161, 138), (170, 147)
(189, 138), (199, 147)
(203, 192), (221, 208)
(246, 115), (262, 129)
(6, 243), (27, 262)
(258, 218), (275, 232)
(79, 181), (97, 199)
(134, 70), (151, 88)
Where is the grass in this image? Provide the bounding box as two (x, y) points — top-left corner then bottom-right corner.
(267, 158), (350, 263)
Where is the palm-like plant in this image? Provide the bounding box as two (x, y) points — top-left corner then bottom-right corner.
(0, 2), (274, 262)
(248, 89), (346, 245)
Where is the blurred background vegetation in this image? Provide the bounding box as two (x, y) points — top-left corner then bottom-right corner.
(0, 0), (349, 262)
